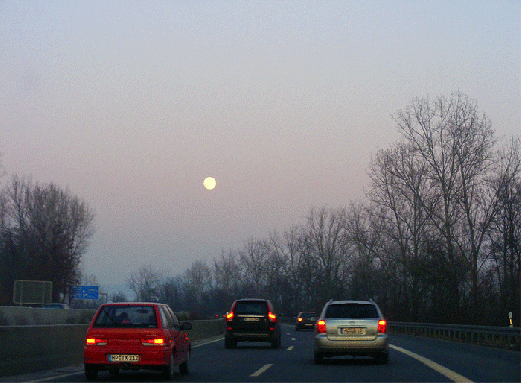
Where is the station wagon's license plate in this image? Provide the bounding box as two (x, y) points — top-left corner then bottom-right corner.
(244, 317), (259, 321)
(339, 327), (365, 335)
(108, 354), (140, 363)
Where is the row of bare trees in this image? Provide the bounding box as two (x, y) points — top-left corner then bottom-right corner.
(128, 93), (520, 326)
(0, 177), (94, 304)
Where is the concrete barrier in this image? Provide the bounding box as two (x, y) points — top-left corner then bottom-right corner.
(185, 319), (225, 342)
(0, 319), (225, 378)
(0, 324), (89, 377)
(0, 306), (96, 326)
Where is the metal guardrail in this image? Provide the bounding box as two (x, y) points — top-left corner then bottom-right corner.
(388, 321), (520, 350)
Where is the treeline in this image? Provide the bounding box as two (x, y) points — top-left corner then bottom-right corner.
(0, 177), (94, 304)
(129, 93), (520, 326)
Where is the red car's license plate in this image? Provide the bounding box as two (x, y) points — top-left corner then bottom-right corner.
(108, 354), (140, 362)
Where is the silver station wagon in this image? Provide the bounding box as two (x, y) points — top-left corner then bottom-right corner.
(313, 300), (389, 364)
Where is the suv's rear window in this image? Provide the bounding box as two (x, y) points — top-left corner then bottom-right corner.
(93, 305), (158, 328)
(325, 303), (379, 319)
(234, 301), (268, 315)
(299, 312), (317, 319)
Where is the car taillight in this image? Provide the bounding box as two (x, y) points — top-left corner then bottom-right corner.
(378, 320), (387, 333)
(226, 312), (234, 321)
(298, 318), (303, 322)
(268, 312), (277, 322)
(316, 320), (326, 333)
(86, 338), (107, 346)
(142, 338), (166, 346)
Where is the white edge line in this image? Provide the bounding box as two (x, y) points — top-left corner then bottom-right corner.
(390, 344), (473, 383)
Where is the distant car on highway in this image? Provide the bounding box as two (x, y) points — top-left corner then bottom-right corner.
(295, 311), (318, 331)
(83, 302), (192, 380)
(313, 300), (389, 364)
(225, 298), (281, 348)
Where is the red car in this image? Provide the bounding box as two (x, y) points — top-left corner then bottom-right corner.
(84, 302), (192, 380)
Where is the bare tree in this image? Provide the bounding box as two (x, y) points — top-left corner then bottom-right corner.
(301, 207), (350, 304)
(265, 229), (311, 314)
(213, 249), (242, 295)
(183, 260), (213, 315)
(239, 238), (270, 296)
(127, 264), (162, 302)
(368, 143), (430, 320)
(393, 92), (496, 321)
(488, 138), (521, 325)
(0, 176), (94, 304)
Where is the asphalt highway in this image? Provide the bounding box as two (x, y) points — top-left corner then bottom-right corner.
(3, 324), (519, 382)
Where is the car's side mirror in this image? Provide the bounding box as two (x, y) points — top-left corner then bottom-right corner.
(180, 322), (192, 331)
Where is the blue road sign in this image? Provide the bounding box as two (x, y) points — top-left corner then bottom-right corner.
(70, 286), (99, 300)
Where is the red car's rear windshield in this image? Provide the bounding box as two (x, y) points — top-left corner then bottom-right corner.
(93, 305), (158, 328)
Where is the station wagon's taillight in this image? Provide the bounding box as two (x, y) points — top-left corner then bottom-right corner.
(316, 320), (326, 333)
(142, 338), (166, 346)
(226, 312), (234, 321)
(86, 338), (107, 346)
(268, 312), (277, 322)
(378, 320), (387, 333)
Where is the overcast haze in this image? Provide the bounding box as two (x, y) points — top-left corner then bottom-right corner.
(1, 0), (519, 296)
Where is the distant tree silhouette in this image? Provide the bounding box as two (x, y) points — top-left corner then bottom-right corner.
(0, 176), (94, 304)
(122, 92), (520, 326)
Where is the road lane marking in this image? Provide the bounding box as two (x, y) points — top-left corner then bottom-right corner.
(250, 364), (273, 377)
(28, 370), (83, 382)
(291, 337), (296, 341)
(390, 344), (473, 383)
(287, 345), (294, 350)
(193, 335), (224, 347)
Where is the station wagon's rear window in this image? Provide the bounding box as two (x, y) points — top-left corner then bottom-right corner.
(93, 305), (158, 328)
(325, 303), (379, 319)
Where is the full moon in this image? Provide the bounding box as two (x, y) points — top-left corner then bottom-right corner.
(203, 177), (216, 190)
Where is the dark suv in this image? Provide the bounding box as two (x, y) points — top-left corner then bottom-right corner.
(295, 311), (318, 331)
(225, 298), (281, 349)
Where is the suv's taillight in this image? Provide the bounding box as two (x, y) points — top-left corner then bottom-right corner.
(226, 312), (234, 321)
(316, 320), (326, 333)
(268, 312), (277, 322)
(378, 320), (387, 333)
(86, 338), (107, 346)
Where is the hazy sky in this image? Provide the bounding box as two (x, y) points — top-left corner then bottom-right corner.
(1, 0), (519, 296)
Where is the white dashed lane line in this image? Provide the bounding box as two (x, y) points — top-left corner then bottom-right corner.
(250, 363), (273, 377)
(287, 345), (294, 350)
(192, 335), (224, 347)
